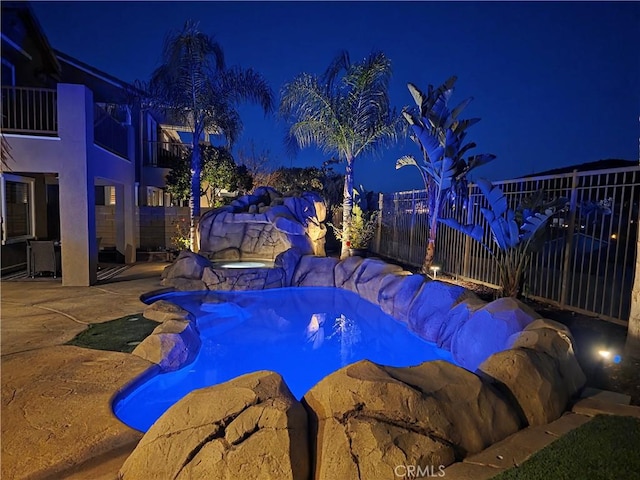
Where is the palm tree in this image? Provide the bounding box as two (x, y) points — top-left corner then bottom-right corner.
(397, 77), (495, 273)
(141, 21), (273, 250)
(280, 51), (402, 258)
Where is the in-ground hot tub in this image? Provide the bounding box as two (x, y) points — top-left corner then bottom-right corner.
(113, 287), (455, 432)
(210, 259), (275, 269)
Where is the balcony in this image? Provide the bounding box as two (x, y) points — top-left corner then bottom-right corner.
(1, 86), (130, 160)
(144, 141), (189, 169)
(94, 103), (129, 158)
(1, 86), (57, 135)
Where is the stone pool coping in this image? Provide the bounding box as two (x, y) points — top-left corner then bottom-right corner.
(148, 249), (570, 372)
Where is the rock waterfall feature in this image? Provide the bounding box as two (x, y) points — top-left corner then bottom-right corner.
(198, 187), (327, 260)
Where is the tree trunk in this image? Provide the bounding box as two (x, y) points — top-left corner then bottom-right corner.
(340, 157), (354, 259)
(189, 142), (201, 252)
(422, 179), (439, 274)
(423, 232), (436, 274)
(625, 210), (640, 358)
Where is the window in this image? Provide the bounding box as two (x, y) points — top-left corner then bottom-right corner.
(146, 114), (158, 166)
(94, 186), (116, 206)
(1, 174), (35, 244)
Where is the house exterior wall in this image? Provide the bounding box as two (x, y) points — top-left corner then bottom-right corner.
(2, 2), (190, 283)
(3, 83), (136, 285)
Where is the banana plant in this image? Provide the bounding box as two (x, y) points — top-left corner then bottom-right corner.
(440, 179), (566, 297)
(397, 76), (495, 274)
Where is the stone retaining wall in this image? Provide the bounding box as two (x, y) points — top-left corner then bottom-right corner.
(121, 248), (587, 480)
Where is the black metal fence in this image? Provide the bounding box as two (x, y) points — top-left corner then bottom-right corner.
(372, 166), (640, 324)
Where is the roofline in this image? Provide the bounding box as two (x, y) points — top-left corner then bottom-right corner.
(55, 49), (134, 90)
(3, 1), (61, 78)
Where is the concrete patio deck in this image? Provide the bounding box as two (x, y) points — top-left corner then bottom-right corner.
(1, 263), (164, 480)
(1, 263), (638, 480)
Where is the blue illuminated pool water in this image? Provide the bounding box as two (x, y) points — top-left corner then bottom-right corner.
(113, 287), (455, 432)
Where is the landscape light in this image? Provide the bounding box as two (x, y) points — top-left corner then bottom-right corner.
(597, 350), (622, 364)
(429, 265), (441, 279)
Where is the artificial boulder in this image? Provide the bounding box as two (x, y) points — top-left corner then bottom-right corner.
(132, 319), (200, 372)
(333, 255), (365, 288)
(407, 281), (470, 344)
(275, 247), (304, 286)
(119, 371), (309, 480)
(161, 250), (210, 281)
(143, 300), (191, 323)
(377, 273), (427, 324)
(350, 258), (406, 304)
(303, 360), (521, 480)
(202, 265), (286, 291)
(511, 318), (586, 398)
(291, 255), (338, 287)
(161, 251), (211, 291)
(199, 188), (327, 260)
(450, 297), (540, 371)
(478, 348), (570, 426)
(436, 296), (487, 350)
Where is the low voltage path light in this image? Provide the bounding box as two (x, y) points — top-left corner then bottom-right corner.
(429, 265), (441, 279)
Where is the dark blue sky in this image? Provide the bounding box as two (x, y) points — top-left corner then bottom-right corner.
(32, 1), (639, 193)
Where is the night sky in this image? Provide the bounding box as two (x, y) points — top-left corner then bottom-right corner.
(32, 1), (639, 193)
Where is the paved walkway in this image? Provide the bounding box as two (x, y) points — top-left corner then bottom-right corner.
(1, 263), (638, 479)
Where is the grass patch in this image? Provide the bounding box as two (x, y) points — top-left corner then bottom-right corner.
(491, 415), (640, 480)
(66, 314), (158, 353)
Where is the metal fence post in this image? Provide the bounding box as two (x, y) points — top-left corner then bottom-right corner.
(393, 193), (399, 257)
(462, 183), (473, 277)
(409, 190), (416, 261)
(375, 192), (383, 253)
(559, 170), (579, 307)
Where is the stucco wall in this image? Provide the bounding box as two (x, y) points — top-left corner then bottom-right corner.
(2, 84), (136, 285)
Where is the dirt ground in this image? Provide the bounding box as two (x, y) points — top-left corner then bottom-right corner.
(525, 299), (640, 406)
(438, 274), (640, 406)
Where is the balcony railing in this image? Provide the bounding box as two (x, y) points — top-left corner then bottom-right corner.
(94, 103), (129, 158)
(0, 86), (58, 135)
(144, 141), (189, 168)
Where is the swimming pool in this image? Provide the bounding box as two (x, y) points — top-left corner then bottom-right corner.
(113, 287), (456, 432)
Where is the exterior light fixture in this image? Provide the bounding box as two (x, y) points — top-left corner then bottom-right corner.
(611, 234), (617, 240)
(597, 350), (622, 364)
(429, 265), (441, 279)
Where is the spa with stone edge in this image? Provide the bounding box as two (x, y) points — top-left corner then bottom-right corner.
(115, 190), (587, 480)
